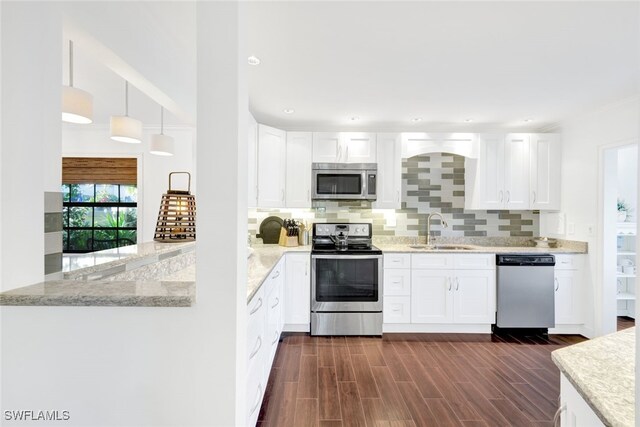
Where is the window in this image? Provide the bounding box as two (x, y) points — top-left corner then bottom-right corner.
(62, 184), (137, 253)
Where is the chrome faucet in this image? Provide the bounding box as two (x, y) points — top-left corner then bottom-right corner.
(426, 212), (448, 246)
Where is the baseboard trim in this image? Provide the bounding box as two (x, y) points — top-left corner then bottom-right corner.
(383, 324), (492, 333)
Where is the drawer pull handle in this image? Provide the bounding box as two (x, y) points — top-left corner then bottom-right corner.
(249, 297), (263, 315)
(455, 277), (460, 291)
(272, 330), (280, 345)
(552, 404), (566, 427)
(250, 383), (263, 415)
(272, 270), (280, 279)
(392, 307), (401, 312)
(249, 336), (262, 360)
(555, 277), (559, 291)
(448, 277), (452, 291)
(392, 259), (401, 262)
(271, 297), (280, 309)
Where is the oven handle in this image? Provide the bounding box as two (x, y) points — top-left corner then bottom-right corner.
(311, 254), (383, 260)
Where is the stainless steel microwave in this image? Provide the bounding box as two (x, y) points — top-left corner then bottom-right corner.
(312, 163), (377, 201)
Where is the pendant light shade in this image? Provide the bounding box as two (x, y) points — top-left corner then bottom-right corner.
(62, 41), (93, 124)
(150, 107), (174, 156)
(110, 81), (142, 144)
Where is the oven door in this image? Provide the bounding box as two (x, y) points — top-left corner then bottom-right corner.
(311, 254), (383, 312)
(312, 170), (367, 200)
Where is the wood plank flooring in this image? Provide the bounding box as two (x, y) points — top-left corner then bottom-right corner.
(617, 316), (635, 331)
(258, 332), (586, 427)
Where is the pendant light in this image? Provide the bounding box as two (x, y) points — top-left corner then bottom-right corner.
(61, 40), (93, 124)
(149, 107), (174, 156)
(110, 81), (142, 143)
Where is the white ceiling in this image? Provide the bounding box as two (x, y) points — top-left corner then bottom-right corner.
(247, 1), (640, 131)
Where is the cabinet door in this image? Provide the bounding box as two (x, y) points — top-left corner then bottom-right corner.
(504, 134), (530, 210)
(453, 270), (495, 324)
(284, 253), (311, 328)
(342, 132), (377, 163)
(384, 296), (411, 323)
(555, 270), (580, 324)
(312, 132), (341, 162)
(373, 133), (402, 209)
(530, 134), (561, 210)
(266, 280), (282, 367)
(257, 125), (287, 207)
(247, 113), (258, 207)
(411, 270), (454, 323)
(286, 132), (312, 208)
(477, 134), (506, 209)
(383, 268), (411, 296)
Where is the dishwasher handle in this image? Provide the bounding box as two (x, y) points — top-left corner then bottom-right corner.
(496, 254), (555, 266)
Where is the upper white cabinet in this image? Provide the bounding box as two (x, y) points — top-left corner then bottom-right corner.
(373, 133), (402, 209)
(530, 133), (561, 210)
(312, 132), (376, 163)
(285, 132), (312, 208)
(257, 124), (287, 207)
(247, 113), (258, 207)
(465, 133), (560, 211)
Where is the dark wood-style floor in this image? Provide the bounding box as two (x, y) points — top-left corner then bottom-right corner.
(258, 332), (587, 427)
(617, 316), (635, 331)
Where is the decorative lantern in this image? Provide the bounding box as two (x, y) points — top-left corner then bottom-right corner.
(154, 172), (196, 242)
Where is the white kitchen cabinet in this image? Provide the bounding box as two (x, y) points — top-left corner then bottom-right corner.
(384, 296), (411, 323)
(312, 132), (376, 163)
(411, 270), (454, 323)
(257, 124), (287, 207)
(247, 113), (258, 207)
(504, 134), (530, 210)
(560, 374), (604, 427)
(530, 133), (561, 210)
(265, 260), (285, 367)
(246, 286), (267, 427)
(383, 268), (411, 296)
(286, 132), (312, 208)
(453, 269), (495, 324)
(284, 253), (311, 331)
(374, 133), (402, 209)
(465, 133), (559, 211)
(384, 253), (411, 269)
(554, 255), (583, 325)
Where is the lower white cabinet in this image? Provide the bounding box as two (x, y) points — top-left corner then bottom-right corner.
(411, 270), (453, 323)
(265, 260), (285, 367)
(383, 296), (411, 323)
(284, 253), (311, 331)
(246, 285), (267, 427)
(560, 373), (604, 426)
(554, 255), (583, 326)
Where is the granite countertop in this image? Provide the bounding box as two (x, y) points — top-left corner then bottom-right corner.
(375, 243), (586, 254)
(552, 328), (635, 427)
(246, 244), (310, 302)
(63, 241), (195, 280)
(0, 279), (195, 307)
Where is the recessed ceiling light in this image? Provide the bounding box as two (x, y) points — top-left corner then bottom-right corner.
(464, 118), (473, 123)
(283, 108), (295, 114)
(247, 55), (261, 65)
(411, 117), (423, 122)
(524, 118), (534, 122)
(349, 116), (360, 121)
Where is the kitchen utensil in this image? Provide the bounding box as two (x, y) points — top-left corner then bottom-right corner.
(258, 216), (284, 244)
(532, 237), (557, 248)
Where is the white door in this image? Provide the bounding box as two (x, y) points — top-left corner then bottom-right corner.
(247, 113), (258, 207)
(257, 125), (287, 207)
(411, 270), (454, 323)
(284, 253), (311, 329)
(286, 132), (312, 208)
(478, 134), (506, 209)
(373, 133), (402, 209)
(530, 133), (561, 210)
(453, 270), (495, 324)
(342, 132), (377, 163)
(504, 134), (531, 210)
(312, 132), (341, 163)
(555, 270), (579, 324)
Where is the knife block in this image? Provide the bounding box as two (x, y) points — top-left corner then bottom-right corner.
(278, 227), (299, 247)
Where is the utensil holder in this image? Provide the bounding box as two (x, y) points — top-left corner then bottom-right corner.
(278, 227), (299, 247)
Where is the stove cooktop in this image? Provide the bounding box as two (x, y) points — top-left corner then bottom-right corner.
(311, 244), (382, 255)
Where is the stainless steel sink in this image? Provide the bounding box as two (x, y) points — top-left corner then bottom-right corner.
(409, 244), (475, 250)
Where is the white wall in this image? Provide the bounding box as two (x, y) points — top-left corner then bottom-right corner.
(541, 96), (640, 337)
(62, 127), (196, 243)
(617, 144), (638, 222)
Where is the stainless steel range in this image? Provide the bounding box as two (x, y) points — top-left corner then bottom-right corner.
(311, 223), (383, 336)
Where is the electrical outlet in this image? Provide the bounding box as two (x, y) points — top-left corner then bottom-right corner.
(587, 224), (595, 236)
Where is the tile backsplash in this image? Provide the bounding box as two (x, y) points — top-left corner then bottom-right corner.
(249, 153), (539, 239)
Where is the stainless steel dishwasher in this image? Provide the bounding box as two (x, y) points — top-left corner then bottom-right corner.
(495, 254), (556, 331)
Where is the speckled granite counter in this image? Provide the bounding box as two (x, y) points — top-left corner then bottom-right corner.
(375, 243), (586, 254)
(552, 328), (635, 427)
(246, 244), (310, 302)
(0, 279), (195, 307)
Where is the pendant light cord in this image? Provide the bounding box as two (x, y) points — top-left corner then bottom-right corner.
(68, 40), (74, 87)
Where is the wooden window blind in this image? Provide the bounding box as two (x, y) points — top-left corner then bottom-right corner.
(62, 157), (137, 185)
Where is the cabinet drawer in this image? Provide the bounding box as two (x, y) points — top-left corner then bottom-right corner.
(384, 253), (411, 269)
(246, 358), (265, 427)
(383, 269), (411, 296)
(554, 254), (579, 270)
(412, 253), (454, 269)
(264, 261), (284, 296)
(453, 254), (495, 270)
(247, 288), (266, 366)
(383, 296), (411, 323)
